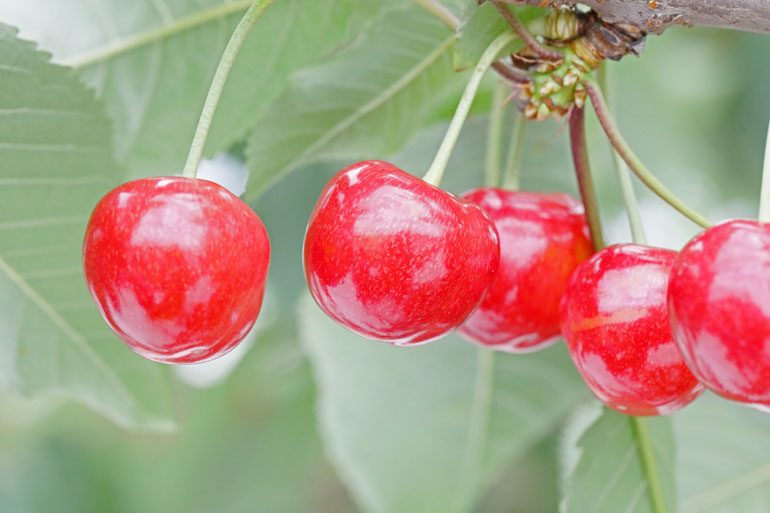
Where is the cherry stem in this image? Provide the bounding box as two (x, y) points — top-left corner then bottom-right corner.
(630, 417), (668, 513)
(412, 0), (531, 85)
(597, 65), (647, 245)
(569, 107), (605, 251)
(182, 0), (277, 179)
(486, 80), (508, 187)
(459, 347), (495, 506)
(491, 0), (562, 62)
(758, 113), (770, 223)
(423, 31), (516, 186)
(584, 80), (712, 229)
(411, 0), (459, 31)
(491, 61), (530, 84)
(502, 116), (526, 190)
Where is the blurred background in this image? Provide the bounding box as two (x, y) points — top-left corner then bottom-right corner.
(1, 2), (769, 512)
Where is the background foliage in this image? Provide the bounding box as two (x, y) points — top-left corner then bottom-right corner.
(0, 0), (769, 511)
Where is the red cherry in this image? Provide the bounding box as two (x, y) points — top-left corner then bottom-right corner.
(83, 177), (270, 364)
(560, 244), (703, 416)
(303, 160), (500, 344)
(459, 188), (592, 352)
(668, 219), (770, 406)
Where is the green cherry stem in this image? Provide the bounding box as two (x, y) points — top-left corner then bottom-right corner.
(758, 113), (770, 222)
(597, 65), (647, 244)
(569, 107), (605, 251)
(411, 0), (459, 31)
(630, 417), (668, 513)
(584, 80), (712, 229)
(182, 0), (277, 179)
(502, 116), (526, 191)
(423, 31), (516, 186)
(486, 80), (508, 187)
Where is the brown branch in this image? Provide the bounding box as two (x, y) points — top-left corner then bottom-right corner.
(499, 0), (770, 34)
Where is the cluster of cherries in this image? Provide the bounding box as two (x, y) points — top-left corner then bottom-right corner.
(82, 160), (770, 417)
(303, 160), (770, 416)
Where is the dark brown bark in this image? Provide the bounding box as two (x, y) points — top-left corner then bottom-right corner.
(500, 0), (770, 34)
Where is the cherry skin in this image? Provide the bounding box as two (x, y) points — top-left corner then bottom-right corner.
(82, 176), (270, 364)
(459, 188), (592, 352)
(560, 244), (703, 416)
(668, 219), (770, 406)
(303, 160), (500, 345)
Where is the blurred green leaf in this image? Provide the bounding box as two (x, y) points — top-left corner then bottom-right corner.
(0, 24), (172, 431)
(560, 406), (675, 513)
(0, 0), (384, 178)
(0, 331), (359, 513)
(676, 394), (770, 512)
(454, 3), (544, 71)
(299, 293), (587, 513)
(244, 4), (463, 199)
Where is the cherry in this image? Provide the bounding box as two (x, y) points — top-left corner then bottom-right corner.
(560, 244), (703, 416)
(459, 188), (592, 352)
(303, 160), (500, 344)
(668, 219), (770, 406)
(82, 176), (270, 364)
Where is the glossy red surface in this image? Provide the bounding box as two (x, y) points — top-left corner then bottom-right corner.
(83, 177), (270, 364)
(668, 219), (770, 405)
(560, 244), (703, 416)
(459, 188), (592, 352)
(303, 160), (500, 344)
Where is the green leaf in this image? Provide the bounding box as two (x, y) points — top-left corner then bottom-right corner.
(454, 3), (545, 71)
(676, 394), (770, 512)
(299, 293), (587, 513)
(560, 405), (676, 513)
(0, 0), (382, 178)
(0, 25), (173, 431)
(244, 4), (463, 200)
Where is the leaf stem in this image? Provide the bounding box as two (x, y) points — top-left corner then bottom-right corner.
(569, 107), (605, 251)
(486, 80), (508, 187)
(758, 112), (770, 222)
(491, 0), (562, 62)
(630, 417), (667, 513)
(182, 0), (277, 179)
(502, 116), (526, 190)
(61, 0), (253, 68)
(597, 65), (647, 244)
(585, 80), (712, 229)
(411, 0), (460, 31)
(423, 31), (516, 186)
(460, 348), (496, 507)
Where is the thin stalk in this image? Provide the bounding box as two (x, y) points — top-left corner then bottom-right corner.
(486, 80), (508, 188)
(182, 0), (277, 179)
(423, 31), (516, 186)
(502, 116), (526, 190)
(597, 65), (647, 244)
(569, 107), (605, 251)
(412, 0), (459, 31)
(585, 80), (712, 229)
(630, 417), (668, 513)
(758, 113), (770, 222)
(491, 61), (530, 84)
(491, 0), (562, 62)
(459, 348), (495, 507)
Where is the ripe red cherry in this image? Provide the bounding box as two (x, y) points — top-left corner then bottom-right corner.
(83, 177), (270, 364)
(560, 244), (703, 416)
(459, 189), (592, 352)
(303, 160), (500, 344)
(668, 219), (770, 406)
